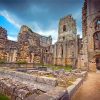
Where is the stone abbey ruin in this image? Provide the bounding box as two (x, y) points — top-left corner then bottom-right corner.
(0, 15), (78, 67)
(0, 0), (100, 71)
(0, 0), (100, 100)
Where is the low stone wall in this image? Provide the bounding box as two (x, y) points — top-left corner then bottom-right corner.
(0, 69), (57, 91)
(0, 69), (58, 100)
(32, 78), (83, 100)
(0, 77), (44, 100)
(28, 71), (87, 100)
(0, 68), (87, 100)
(67, 78), (83, 99)
(67, 71), (87, 99)
(33, 71), (88, 100)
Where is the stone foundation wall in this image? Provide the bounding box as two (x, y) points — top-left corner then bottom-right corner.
(0, 68), (87, 100)
(32, 71), (88, 100)
(0, 77), (45, 100)
(0, 69), (57, 91)
(0, 69), (58, 100)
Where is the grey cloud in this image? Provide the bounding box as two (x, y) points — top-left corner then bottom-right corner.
(0, 0), (84, 34)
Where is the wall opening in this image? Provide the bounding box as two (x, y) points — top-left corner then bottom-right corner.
(63, 25), (66, 32)
(96, 58), (100, 70)
(93, 32), (100, 50)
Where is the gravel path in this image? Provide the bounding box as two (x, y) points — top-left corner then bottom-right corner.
(72, 72), (100, 100)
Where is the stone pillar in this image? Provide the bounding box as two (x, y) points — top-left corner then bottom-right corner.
(12, 50), (17, 62)
(6, 53), (9, 62)
(53, 44), (56, 65)
(31, 53), (34, 63)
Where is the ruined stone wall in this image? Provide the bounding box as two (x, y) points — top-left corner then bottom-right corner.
(0, 27), (8, 61)
(82, 0), (100, 71)
(17, 25), (53, 64)
(0, 25), (53, 64)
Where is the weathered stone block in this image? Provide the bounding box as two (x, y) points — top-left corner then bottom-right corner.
(16, 89), (29, 99)
(25, 93), (39, 100)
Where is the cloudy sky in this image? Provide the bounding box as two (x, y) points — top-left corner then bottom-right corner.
(0, 0), (84, 43)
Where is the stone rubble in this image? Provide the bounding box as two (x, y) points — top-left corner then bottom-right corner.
(0, 77), (44, 100)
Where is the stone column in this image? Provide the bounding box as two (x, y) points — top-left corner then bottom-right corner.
(12, 50), (17, 62)
(53, 44), (57, 65)
(6, 53), (9, 62)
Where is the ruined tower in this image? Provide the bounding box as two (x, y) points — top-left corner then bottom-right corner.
(58, 15), (77, 41)
(54, 15), (78, 67)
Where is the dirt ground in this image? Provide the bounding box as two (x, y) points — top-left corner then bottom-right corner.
(72, 72), (100, 100)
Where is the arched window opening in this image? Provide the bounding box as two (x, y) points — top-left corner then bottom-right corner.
(63, 25), (66, 32)
(63, 37), (65, 41)
(93, 32), (100, 50)
(95, 20), (100, 30)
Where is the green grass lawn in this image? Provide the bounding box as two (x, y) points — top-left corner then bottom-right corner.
(42, 64), (72, 72)
(0, 94), (10, 100)
(52, 65), (72, 72)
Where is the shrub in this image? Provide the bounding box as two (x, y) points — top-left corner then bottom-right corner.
(0, 59), (6, 64)
(16, 60), (27, 64)
(0, 93), (10, 100)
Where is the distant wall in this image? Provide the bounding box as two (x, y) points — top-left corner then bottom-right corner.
(0, 63), (34, 68)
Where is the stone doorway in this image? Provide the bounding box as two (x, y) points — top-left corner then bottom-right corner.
(96, 58), (100, 70)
